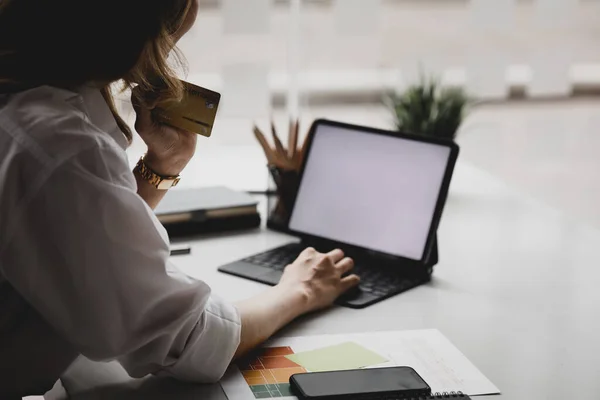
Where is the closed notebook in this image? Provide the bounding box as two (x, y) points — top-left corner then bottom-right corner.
(155, 186), (261, 236)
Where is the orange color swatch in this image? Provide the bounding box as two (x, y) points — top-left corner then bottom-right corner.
(238, 346), (307, 398)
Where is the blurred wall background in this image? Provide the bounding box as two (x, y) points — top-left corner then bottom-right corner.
(121, 0), (600, 226)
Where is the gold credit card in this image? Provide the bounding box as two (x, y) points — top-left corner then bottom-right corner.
(154, 81), (220, 137)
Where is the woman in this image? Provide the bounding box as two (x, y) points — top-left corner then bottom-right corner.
(0, 0), (359, 397)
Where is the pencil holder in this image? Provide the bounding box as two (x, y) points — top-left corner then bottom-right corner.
(266, 166), (301, 232)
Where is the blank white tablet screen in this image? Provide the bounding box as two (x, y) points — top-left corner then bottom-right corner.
(289, 124), (451, 260)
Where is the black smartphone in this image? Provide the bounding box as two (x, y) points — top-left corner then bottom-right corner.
(289, 367), (430, 400)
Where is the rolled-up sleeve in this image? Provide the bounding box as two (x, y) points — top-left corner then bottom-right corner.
(0, 142), (241, 383)
(147, 294), (241, 382)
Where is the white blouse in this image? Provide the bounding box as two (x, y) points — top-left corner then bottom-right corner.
(0, 85), (241, 397)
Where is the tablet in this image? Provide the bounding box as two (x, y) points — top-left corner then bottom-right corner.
(287, 119), (459, 263)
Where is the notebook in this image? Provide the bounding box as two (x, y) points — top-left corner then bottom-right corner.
(155, 186), (261, 236)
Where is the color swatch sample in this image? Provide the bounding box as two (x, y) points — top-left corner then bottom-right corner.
(285, 342), (388, 373)
(238, 347), (306, 399)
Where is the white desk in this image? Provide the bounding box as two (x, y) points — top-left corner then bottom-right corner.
(61, 162), (600, 400)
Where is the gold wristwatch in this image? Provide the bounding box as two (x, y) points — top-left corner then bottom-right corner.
(134, 156), (181, 190)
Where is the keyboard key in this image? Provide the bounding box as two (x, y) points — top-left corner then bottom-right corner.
(360, 285), (375, 293)
(371, 289), (388, 296)
(243, 244), (304, 272)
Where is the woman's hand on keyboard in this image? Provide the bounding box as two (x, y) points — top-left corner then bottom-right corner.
(279, 247), (361, 312)
(233, 247), (359, 359)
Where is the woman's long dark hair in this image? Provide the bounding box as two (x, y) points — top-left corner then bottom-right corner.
(0, 0), (193, 142)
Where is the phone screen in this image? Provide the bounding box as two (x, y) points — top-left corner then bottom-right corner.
(291, 367), (430, 399)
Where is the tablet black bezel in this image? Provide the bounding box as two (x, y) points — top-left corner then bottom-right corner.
(285, 118), (460, 265)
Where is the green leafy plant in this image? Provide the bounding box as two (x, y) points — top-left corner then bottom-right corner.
(387, 78), (469, 140)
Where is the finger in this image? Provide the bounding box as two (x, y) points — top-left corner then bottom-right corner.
(131, 89), (154, 134)
(131, 86), (159, 110)
(171, 126), (198, 143)
(340, 274), (361, 291)
(335, 257), (354, 274)
(298, 247), (317, 260)
(325, 248), (345, 264)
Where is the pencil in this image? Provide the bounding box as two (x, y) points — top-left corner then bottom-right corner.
(297, 130), (310, 169)
(271, 120), (288, 162)
(288, 119), (299, 161)
(253, 125), (276, 165)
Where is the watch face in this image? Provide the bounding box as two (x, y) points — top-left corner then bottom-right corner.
(157, 179), (178, 190)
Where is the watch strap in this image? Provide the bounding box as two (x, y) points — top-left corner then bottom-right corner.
(134, 156), (181, 190)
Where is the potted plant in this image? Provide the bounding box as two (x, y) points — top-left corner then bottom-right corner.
(387, 78), (469, 140)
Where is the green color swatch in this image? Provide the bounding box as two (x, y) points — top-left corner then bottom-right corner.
(285, 342), (387, 372)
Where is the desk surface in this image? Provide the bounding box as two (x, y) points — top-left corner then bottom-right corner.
(62, 162), (600, 400)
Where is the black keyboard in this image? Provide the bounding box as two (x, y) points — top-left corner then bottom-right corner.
(242, 243), (300, 271)
(242, 243), (421, 298)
